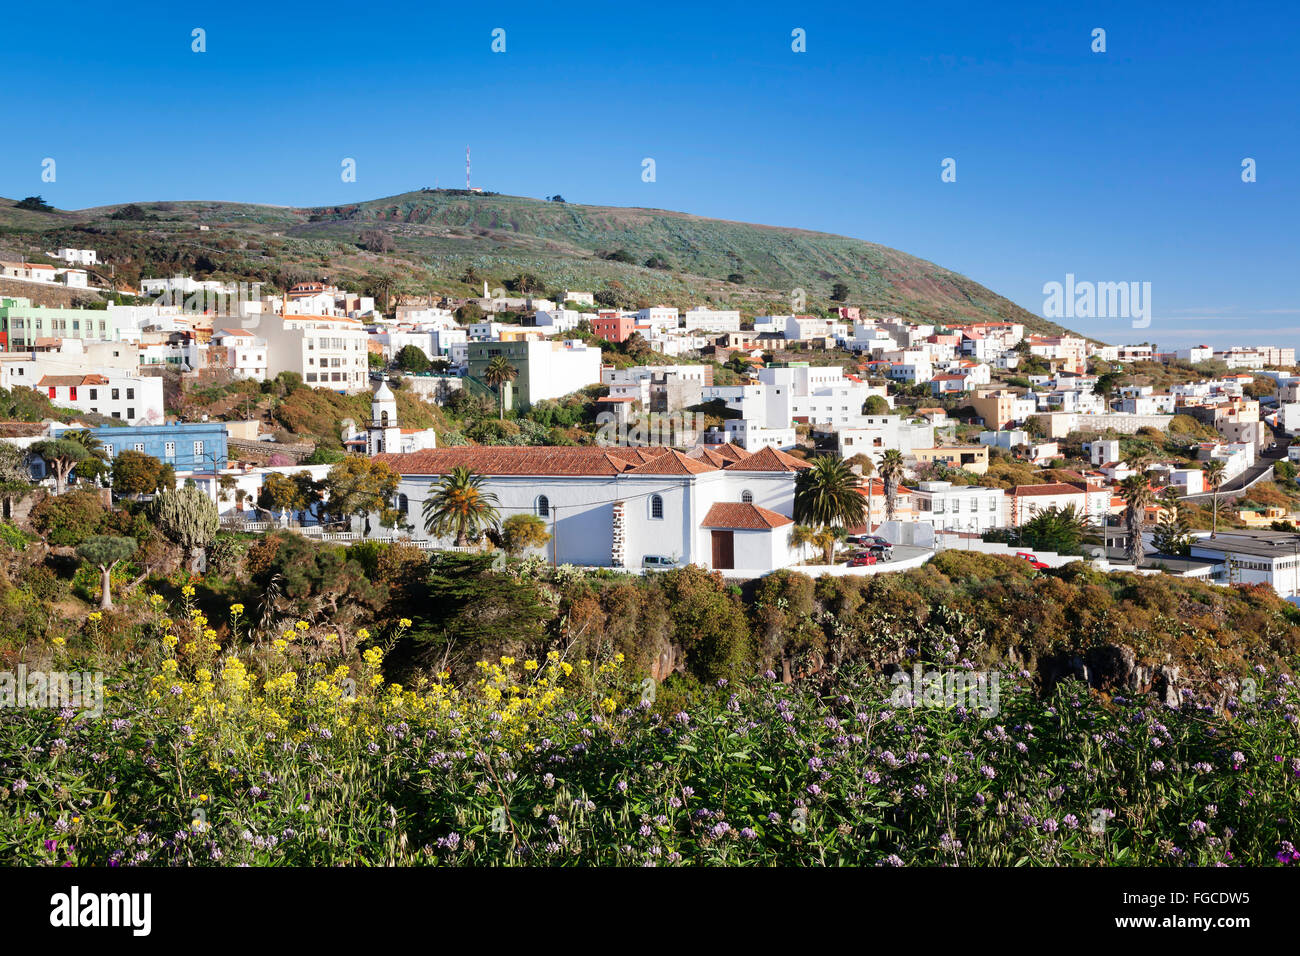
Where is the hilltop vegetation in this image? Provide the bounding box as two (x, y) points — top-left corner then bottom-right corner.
(0, 192), (1066, 333)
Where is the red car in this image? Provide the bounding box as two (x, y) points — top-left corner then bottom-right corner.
(1015, 551), (1049, 570)
(847, 552), (878, 567)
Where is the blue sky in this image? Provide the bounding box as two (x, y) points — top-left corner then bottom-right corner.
(3, 0), (1296, 349)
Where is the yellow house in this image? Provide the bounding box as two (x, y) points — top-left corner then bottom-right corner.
(911, 445), (989, 475)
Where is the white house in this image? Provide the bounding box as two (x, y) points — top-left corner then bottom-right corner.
(35, 373), (164, 425)
(56, 248), (99, 266)
(370, 443), (809, 573)
(210, 328), (269, 380)
(259, 312), (369, 392)
(909, 480), (1007, 534)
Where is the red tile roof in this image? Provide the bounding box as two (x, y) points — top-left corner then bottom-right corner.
(700, 502), (793, 530)
(625, 449), (718, 475)
(37, 374), (110, 387)
(723, 445), (810, 472)
(1011, 482), (1087, 497)
(373, 446), (647, 477)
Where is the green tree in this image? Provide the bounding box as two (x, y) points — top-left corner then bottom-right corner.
(830, 282), (850, 302)
(422, 466), (500, 547)
(500, 513), (551, 557)
(1019, 505), (1089, 554)
(862, 395), (890, 415)
(1203, 458), (1227, 537)
(483, 355), (519, 419)
(323, 457), (400, 535)
(149, 485), (219, 572)
(794, 457), (866, 563)
(1152, 488), (1193, 556)
(76, 535), (136, 609)
(111, 450), (168, 499)
(30, 439), (90, 494)
(395, 345), (432, 373)
(259, 471), (304, 514)
(31, 488), (106, 545)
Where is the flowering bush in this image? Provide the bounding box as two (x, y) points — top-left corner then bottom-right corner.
(0, 594), (1297, 866)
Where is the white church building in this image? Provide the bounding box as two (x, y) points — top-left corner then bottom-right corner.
(370, 442), (810, 573)
(344, 380), (438, 456)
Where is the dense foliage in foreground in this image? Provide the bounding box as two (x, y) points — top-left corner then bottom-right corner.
(1, 594), (1296, 866)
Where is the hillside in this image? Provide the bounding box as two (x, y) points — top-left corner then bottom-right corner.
(1, 192), (1069, 334)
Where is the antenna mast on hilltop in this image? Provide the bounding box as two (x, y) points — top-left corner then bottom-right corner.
(466, 146), (471, 190)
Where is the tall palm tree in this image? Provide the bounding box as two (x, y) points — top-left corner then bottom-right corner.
(877, 449), (906, 522)
(422, 466), (501, 547)
(794, 457), (867, 563)
(1119, 473), (1155, 567)
(483, 356), (519, 420)
(1203, 458), (1227, 537)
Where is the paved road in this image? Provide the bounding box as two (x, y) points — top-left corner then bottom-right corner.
(1181, 443), (1287, 502)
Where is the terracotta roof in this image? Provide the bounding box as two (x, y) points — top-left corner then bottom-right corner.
(723, 445), (810, 472)
(218, 328), (253, 337)
(373, 445), (646, 477)
(37, 374), (110, 387)
(700, 502), (793, 530)
(1011, 482), (1088, 497)
(625, 449), (718, 475)
(693, 447), (733, 468)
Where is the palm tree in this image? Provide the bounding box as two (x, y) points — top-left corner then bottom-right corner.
(1203, 458), (1227, 537)
(789, 524), (818, 564)
(1123, 450), (1151, 475)
(878, 449), (906, 521)
(794, 457), (867, 563)
(1119, 473), (1155, 567)
(422, 466), (501, 547)
(483, 356), (519, 420)
(63, 429), (104, 458)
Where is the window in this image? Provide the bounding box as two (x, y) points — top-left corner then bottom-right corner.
(194, 441), (204, 457)
(536, 495), (550, 518)
(741, 490), (753, 504)
(111, 388), (119, 400)
(127, 408), (134, 419)
(133, 443), (144, 452)
(398, 493), (409, 515)
(164, 442), (175, 458)
(127, 388), (135, 400)
(650, 495), (664, 520)
(103, 444), (114, 458)
(89, 388), (97, 400)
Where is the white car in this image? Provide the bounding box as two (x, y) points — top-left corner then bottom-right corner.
(641, 555), (680, 570)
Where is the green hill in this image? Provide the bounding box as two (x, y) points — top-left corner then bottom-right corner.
(0, 191), (1066, 333)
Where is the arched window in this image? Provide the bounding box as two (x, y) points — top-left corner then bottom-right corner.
(741, 489), (754, 504)
(536, 495), (550, 518)
(398, 493), (409, 515)
(380, 410), (389, 426)
(650, 494), (664, 520)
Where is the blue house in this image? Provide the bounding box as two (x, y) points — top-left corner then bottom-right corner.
(52, 421), (229, 472)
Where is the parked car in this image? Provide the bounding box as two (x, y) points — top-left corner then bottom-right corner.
(1015, 551), (1050, 570)
(848, 534), (891, 547)
(847, 552), (878, 567)
(868, 543), (894, 561)
(642, 555), (680, 570)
